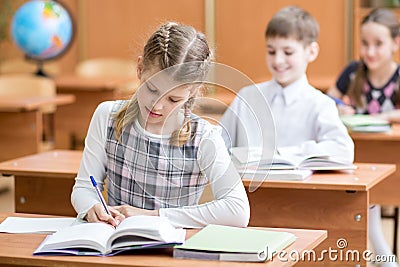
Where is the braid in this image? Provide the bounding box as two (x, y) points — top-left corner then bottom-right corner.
(159, 24), (172, 67)
(171, 97), (196, 146)
(158, 22), (180, 68)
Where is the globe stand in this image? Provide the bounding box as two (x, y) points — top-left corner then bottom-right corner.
(35, 60), (48, 77)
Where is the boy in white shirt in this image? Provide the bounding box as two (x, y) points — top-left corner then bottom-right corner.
(220, 7), (396, 265)
(220, 6), (354, 162)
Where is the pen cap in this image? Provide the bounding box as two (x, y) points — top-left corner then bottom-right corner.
(90, 176), (97, 187)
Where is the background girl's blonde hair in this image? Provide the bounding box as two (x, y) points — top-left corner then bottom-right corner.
(114, 22), (212, 145)
(348, 8), (400, 108)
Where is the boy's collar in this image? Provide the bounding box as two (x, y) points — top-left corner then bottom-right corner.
(271, 76), (309, 106)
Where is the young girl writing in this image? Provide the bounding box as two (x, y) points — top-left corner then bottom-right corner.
(71, 22), (250, 228)
(328, 8), (399, 266)
(328, 8), (400, 116)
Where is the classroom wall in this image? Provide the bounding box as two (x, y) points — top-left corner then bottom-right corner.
(81, 0), (205, 60)
(0, 0), (348, 86)
(215, 0), (348, 84)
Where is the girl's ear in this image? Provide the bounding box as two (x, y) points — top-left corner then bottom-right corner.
(307, 42), (320, 63)
(137, 56), (144, 80)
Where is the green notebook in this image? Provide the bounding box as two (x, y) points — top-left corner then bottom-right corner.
(340, 114), (391, 132)
(173, 224), (296, 262)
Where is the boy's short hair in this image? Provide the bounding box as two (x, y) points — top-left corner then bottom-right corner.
(265, 6), (319, 45)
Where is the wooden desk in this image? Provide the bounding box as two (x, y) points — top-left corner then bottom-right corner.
(54, 75), (138, 149)
(0, 212), (327, 267)
(350, 124), (400, 205)
(0, 95), (75, 162)
(0, 150), (82, 216)
(243, 163), (395, 267)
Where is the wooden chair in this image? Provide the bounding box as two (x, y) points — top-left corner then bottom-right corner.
(0, 74), (57, 151)
(0, 58), (60, 77)
(75, 57), (139, 97)
(75, 57), (136, 77)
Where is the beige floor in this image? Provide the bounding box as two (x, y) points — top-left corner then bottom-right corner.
(0, 175), (14, 213)
(0, 176), (398, 266)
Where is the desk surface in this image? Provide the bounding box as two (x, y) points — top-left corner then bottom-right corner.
(350, 123), (400, 141)
(0, 151), (394, 192)
(243, 163), (395, 192)
(0, 94), (75, 112)
(0, 150), (82, 178)
(0, 212), (327, 267)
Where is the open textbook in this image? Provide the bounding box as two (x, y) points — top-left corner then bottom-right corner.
(231, 146), (356, 171)
(174, 224), (296, 262)
(34, 216), (185, 256)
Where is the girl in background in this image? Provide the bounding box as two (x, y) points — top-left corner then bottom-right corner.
(328, 8), (399, 266)
(328, 8), (400, 116)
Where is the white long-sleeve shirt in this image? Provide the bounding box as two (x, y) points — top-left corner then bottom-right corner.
(219, 76), (354, 162)
(71, 101), (250, 228)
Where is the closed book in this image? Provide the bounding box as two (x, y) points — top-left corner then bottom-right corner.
(173, 224), (296, 262)
(341, 114), (391, 133)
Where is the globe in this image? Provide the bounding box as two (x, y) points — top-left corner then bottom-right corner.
(10, 0), (74, 75)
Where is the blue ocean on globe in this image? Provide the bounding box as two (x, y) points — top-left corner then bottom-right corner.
(11, 0), (73, 61)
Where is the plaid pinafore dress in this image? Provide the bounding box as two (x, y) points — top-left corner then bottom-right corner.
(105, 101), (208, 210)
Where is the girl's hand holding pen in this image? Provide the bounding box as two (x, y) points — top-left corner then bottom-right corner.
(337, 104), (355, 115)
(87, 176), (125, 226)
(328, 95), (355, 115)
(86, 204), (125, 226)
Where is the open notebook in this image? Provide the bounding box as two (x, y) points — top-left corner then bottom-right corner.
(34, 216), (185, 256)
(0, 217), (78, 234)
(231, 147), (356, 171)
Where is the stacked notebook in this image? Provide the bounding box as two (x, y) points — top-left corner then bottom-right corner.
(174, 224), (296, 262)
(341, 114), (391, 133)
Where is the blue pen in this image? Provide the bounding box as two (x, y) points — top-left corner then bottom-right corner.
(90, 175), (111, 215)
(328, 95), (345, 106)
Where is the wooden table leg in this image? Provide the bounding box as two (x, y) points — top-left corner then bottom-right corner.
(54, 90), (115, 150)
(0, 111), (42, 162)
(14, 175), (76, 216)
(247, 188), (368, 266)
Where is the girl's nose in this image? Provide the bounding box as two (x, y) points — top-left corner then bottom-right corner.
(366, 46), (376, 56)
(151, 97), (164, 110)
